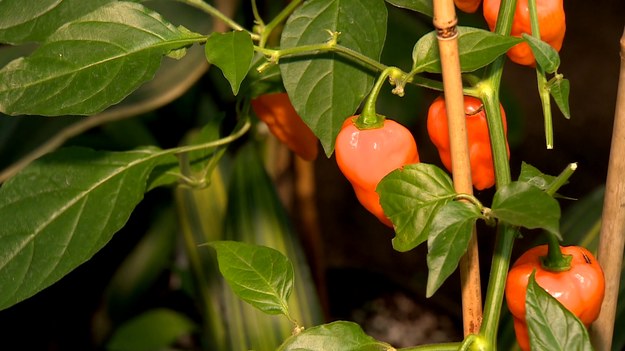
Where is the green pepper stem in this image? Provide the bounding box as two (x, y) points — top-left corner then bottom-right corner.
(541, 233), (572, 272)
(546, 162), (577, 197)
(356, 67), (402, 129)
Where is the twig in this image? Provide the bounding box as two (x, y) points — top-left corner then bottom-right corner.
(590, 26), (625, 351)
(432, 0), (482, 335)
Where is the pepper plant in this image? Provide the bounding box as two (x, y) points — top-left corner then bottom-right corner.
(0, 0), (619, 350)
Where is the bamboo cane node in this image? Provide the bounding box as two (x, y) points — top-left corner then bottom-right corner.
(434, 18), (458, 40)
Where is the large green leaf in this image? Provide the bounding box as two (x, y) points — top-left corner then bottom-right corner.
(278, 321), (393, 351)
(210, 241), (294, 317)
(377, 163), (456, 252)
(412, 27), (522, 73)
(0, 146), (171, 311)
(426, 200), (481, 297)
(526, 272), (593, 351)
(491, 181), (561, 238)
(279, 0), (387, 156)
(205, 31), (254, 95)
(0, 1), (205, 116)
(0, 0), (115, 45)
(385, 0), (433, 17)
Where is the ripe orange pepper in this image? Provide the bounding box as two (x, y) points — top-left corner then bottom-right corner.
(454, 0), (482, 13)
(483, 0), (566, 66)
(251, 92), (319, 161)
(335, 116), (419, 226)
(426, 95), (509, 190)
(505, 245), (605, 351)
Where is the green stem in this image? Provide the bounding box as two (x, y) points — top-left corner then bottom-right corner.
(540, 232), (572, 271)
(258, 0), (303, 48)
(528, 0), (554, 149)
(169, 117), (251, 156)
(480, 224), (518, 347)
(255, 39), (388, 73)
(545, 162), (577, 197)
(477, 0), (519, 347)
(176, 0), (258, 40)
(355, 67), (401, 129)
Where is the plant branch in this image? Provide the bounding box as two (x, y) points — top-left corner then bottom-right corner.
(590, 25), (625, 351)
(258, 0), (303, 48)
(176, 0), (258, 40)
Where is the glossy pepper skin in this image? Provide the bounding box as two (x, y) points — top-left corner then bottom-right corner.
(454, 0), (482, 13)
(427, 96), (509, 190)
(251, 92), (319, 161)
(505, 245), (605, 351)
(335, 116), (420, 226)
(483, 0), (566, 66)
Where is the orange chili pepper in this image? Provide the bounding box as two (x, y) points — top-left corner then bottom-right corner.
(251, 92), (319, 161)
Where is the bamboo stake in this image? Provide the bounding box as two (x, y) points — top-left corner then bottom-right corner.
(432, 0), (482, 335)
(591, 27), (625, 351)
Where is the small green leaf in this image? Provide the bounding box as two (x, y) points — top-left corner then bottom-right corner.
(385, 0), (433, 17)
(378, 163), (456, 252)
(522, 33), (560, 74)
(0, 2), (205, 116)
(107, 308), (196, 351)
(0, 146), (170, 311)
(280, 0), (387, 156)
(491, 181), (561, 239)
(518, 162), (557, 191)
(526, 272), (593, 351)
(549, 77), (571, 119)
(278, 321), (393, 351)
(0, 0), (115, 45)
(412, 27), (522, 73)
(426, 201), (481, 297)
(210, 241), (294, 316)
(205, 31), (254, 95)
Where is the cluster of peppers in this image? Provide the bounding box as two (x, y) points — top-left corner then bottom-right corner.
(249, 0), (599, 349)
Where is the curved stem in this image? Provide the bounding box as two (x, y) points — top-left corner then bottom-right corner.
(258, 0), (302, 48)
(356, 67), (400, 129)
(170, 117), (251, 156)
(176, 0), (259, 40)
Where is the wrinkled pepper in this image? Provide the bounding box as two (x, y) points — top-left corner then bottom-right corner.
(505, 245), (605, 351)
(483, 0), (566, 66)
(426, 95), (509, 190)
(251, 92), (319, 161)
(335, 116), (420, 226)
(454, 0), (482, 13)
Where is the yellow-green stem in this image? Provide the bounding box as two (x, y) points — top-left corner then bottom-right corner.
(356, 67), (401, 129)
(175, 0), (258, 40)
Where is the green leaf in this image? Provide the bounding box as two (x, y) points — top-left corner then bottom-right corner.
(522, 33), (560, 74)
(426, 201), (481, 297)
(107, 308), (197, 351)
(279, 0), (387, 156)
(549, 77), (571, 119)
(0, 2), (205, 116)
(0, 146), (169, 311)
(491, 181), (561, 239)
(385, 0), (433, 17)
(0, 0), (115, 45)
(210, 241), (294, 317)
(377, 163), (456, 252)
(278, 321), (393, 351)
(526, 272), (593, 351)
(412, 27), (522, 73)
(205, 31), (254, 95)
(518, 162), (557, 192)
